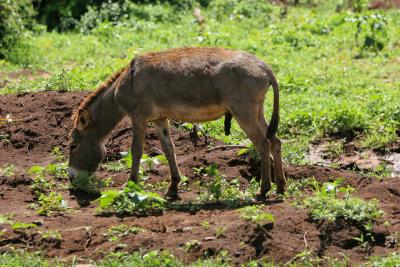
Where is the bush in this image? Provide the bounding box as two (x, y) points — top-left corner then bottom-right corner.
(0, 0), (35, 58)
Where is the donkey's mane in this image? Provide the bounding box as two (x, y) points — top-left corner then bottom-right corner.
(72, 67), (126, 125)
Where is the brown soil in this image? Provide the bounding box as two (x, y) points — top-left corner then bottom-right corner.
(0, 92), (399, 265)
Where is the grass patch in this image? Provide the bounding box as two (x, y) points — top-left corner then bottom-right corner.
(303, 179), (383, 224)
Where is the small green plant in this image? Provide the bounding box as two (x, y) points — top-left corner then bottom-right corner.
(0, 163), (15, 177)
(303, 179), (383, 224)
(184, 239), (202, 253)
(101, 160), (126, 172)
(30, 175), (55, 199)
(41, 230), (62, 242)
(197, 163), (244, 204)
(201, 221), (210, 229)
(104, 224), (143, 242)
(239, 205), (275, 226)
(98, 181), (166, 216)
(11, 222), (37, 231)
(0, 213), (14, 224)
(215, 227), (226, 238)
(70, 171), (111, 194)
(45, 163), (68, 180)
(141, 154), (167, 172)
(29, 192), (70, 216)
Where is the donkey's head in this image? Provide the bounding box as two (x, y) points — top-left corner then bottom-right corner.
(68, 109), (106, 180)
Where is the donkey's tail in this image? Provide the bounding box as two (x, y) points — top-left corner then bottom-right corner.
(266, 69), (280, 139)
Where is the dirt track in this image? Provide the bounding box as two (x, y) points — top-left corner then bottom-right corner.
(0, 91), (399, 265)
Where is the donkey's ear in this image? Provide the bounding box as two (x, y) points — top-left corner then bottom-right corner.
(76, 109), (91, 131)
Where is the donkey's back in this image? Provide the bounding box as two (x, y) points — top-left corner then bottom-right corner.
(116, 47), (273, 123)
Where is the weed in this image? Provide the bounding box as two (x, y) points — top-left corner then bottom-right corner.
(40, 230), (62, 242)
(215, 227), (226, 238)
(0, 213), (14, 224)
(238, 205), (275, 227)
(104, 224), (143, 242)
(101, 160), (126, 172)
(303, 179), (383, 224)
(70, 171), (111, 195)
(368, 253), (400, 266)
(201, 221), (210, 229)
(29, 192), (70, 216)
(30, 175), (55, 199)
(184, 240), (202, 253)
(98, 181), (166, 216)
(0, 163), (15, 177)
(11, 222), (37, 231)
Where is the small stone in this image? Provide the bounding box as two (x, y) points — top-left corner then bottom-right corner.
(235, 250), (241, 257)
(203, 236), (216, 241)
(385, 236), (397, 248)
(183, 227), (193, 232)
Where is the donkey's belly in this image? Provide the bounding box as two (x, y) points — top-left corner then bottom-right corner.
(153, 105), (227, 123)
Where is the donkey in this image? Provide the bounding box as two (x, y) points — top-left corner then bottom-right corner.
(68, 47), (286, 200)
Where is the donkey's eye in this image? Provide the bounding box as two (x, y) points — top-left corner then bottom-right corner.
(70, 144), (78, 151)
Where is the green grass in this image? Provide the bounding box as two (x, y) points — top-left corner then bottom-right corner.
(0, 250), (399, 267)
(303, 179), (383, 224)
(1, 1), (399, 160)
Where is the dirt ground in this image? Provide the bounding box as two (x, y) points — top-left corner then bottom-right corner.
(0, 91), (399, 265)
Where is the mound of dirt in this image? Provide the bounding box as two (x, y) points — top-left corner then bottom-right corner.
(0, 91), (399, 265)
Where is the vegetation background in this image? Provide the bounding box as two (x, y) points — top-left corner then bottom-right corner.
(1, 0), (399, 166)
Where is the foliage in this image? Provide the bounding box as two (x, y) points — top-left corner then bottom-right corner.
(196, 163), (256, 204)
(0, 0), (35, 58)
(70, 171), (111, 194)
(11, 222), (37, 231)
(0, 213), (14, 224)
(41, 230), (63, 242)
(208, 0), (274, 21)
(29, 191), (70, 216)
(346, 12), (389, 56)
(184, 239), (202, 252)
(238, 205), (275, 226)
(367, 253), (400, 267)
(0, 252), (63, 267)
(0, 163), (15, 177)
(30, 173), (55, 199)
(98, 181), (166, 216)
(303, 179), (383, 224)
(104, 224), (143, 242)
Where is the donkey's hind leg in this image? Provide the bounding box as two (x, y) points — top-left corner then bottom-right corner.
(230, 105), (272, 199)
(257, 107), (286, 194)
(154, 118), (181, 200)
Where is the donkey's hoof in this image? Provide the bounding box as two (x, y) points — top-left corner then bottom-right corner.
(276, 187), (286, 195)
(255, 193), (267, 202)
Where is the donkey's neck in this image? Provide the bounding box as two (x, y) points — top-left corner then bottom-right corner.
(87, 85), (125, 140)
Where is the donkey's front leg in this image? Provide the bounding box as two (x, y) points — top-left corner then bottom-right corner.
(154, 118), (181, 200)
(129, 120), (147, 183)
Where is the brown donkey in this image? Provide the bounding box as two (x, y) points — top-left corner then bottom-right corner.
(68, 47), (286, 199)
